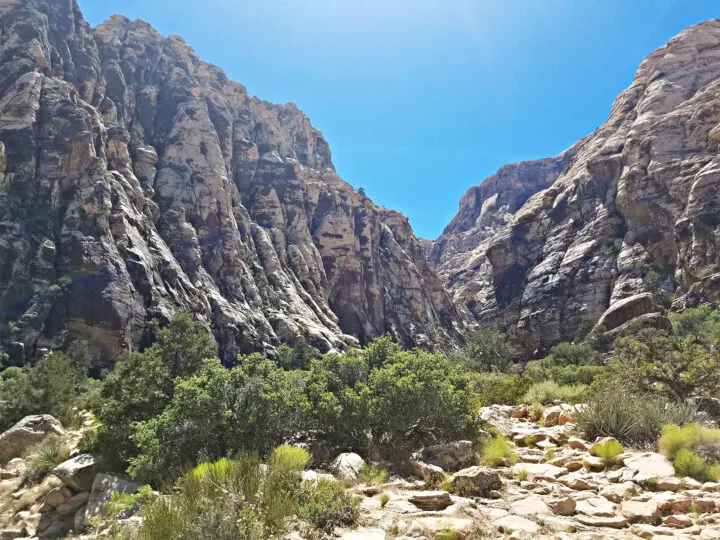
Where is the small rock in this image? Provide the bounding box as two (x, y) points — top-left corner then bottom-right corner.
(589, 436), (620, 456)
(576, 496), (616, 517)
(512, 406), (529, 419)
(583, 456), (605, 472)
(407, 491), (452, 511)
(621, 499), (660, 524)
(576, 514), (629, 529)
(665, 514), (693, 528)
(568, 438), (589, 451)
(624, 452), (674, 482)
(509, 496), (550, 516)
(657, 476), (681, 492)
(410, 460), (445, 485)
(550, 496), (576, 516)
(559, 474), (595, 491)
(599, 481), (638, 503)
(44, 486), (72, 507)
(56, 492), (90, 516)
(703, 482), (720, 493)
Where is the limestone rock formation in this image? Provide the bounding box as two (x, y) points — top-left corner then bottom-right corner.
(433, 20), (720, 356)
(0, 0), (464, 365)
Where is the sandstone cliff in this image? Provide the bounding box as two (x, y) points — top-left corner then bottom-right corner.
(433, 20), (720, 356)
(0, 0), (464, 365)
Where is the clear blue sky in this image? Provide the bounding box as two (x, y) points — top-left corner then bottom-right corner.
(78, 0), (718, 239)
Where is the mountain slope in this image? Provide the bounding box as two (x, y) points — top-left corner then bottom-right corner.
(433, 20), (720, 356)
(0, 0), (465, 365)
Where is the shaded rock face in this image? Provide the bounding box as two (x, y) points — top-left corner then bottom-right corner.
(433, 20), (720, 356)
(0, 1), (464, 365)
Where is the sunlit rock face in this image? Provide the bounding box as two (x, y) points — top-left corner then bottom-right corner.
(432, 21), (720, 356)
(0, 0), (466, 365)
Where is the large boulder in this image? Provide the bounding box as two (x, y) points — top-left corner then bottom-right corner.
(410, 460), (445, 485)
(52, 454), (109, 493)
(407, 490), (453, 511)
(624, 452), (675, 483)
(0, 415), (65, 464)
(449, 466), (501, 497)
(412, 440), (475, 471)
(329, 453), (365, 481)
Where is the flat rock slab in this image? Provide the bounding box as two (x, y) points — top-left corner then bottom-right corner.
(509, 496), (550, 516)
(624, 452), (674, 480)
(407, 490), (453, 511)
(493, 514), (540, 534)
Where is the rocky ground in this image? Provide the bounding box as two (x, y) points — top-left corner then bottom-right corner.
(3, 406), (720, 539)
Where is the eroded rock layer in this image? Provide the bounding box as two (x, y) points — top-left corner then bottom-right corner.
(0, 0), (465, 365)
(432, 20), (720, 356)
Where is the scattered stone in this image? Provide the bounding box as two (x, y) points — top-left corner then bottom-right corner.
(493, 515), (540, 534)
(412, 441), (475, 472)
(330, 453), (365, 481)
(666, 514), (693, 528)
(576, 496), (616, 517)
(44, 486), (72, 507)
(657, 476), (682, 492)
(509, 496), (550, 516)
(583, 456), (605, 472)
(559, 474), (595, 491)
(511, 462), (565, 480)
(624, 453), (674, 482)
(86, 474), (142, 519)
(621, 499), (660, 524)
(575, 514), (629, 529)
(56, 492), (90, 516)
(568, 438), (589, 451)
(550, 496), (576, 516)
(599, 482), (638, 503)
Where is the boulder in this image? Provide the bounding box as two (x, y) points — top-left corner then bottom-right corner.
(52, 454), (109, 492)
(56, 492), (90, 516)
(413, 440), (475, 471)
(329, 453), (365, 481)
(449, 466), (501, 497)
(550, 496), (576, 516)
(576, 497), (616, 517)
(621, 499), (661, 524)
(599, 482), (638, 503)
(85, 473), (142, 519)
(509, 496), (550, 516)
(493, 515), (540, 534)
(301, 470), (336, 486)
(0, 415), (65, 463)
(542, 404), (576, 427)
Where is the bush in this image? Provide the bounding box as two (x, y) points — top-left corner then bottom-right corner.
(138, 446), (310, 540)
(460, 329), (516, 372)
(658, 424), (720, 461)
(593, 439), (624, 466)
(24, 435), (70, 481)
(480, 435), (517, 467)
(674, 449), (718, 482)
(524, 343), (604, 386)
(379, 493), (390, 507)
(529, 402), (544, 421)
(298, 479), (360, 533)
(522, 381), (586, 405)
(577, 385), (696, 446)
(360, 464), (389, 485)
(475, 372), (531, 406)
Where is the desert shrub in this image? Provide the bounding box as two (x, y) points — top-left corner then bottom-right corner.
(24, 434), (70, 481)
(529, 402), (544, 421)
(360, 464), (389, 485)
(673, 449), (719, 482)
(276, 343), (319, 371)
(138, 446), (309, 540)
(659, 424), (720, 461)
(522, 380), (586, 405)
(577, 385), (696, 446)
(670, 306), (720, 346)
(516, 468), (529, 481)
(475, 372), (531, 406)
(298, 479), (360, 533)
(103, 485), (155, 519)
(481, 435), (517, 467)
(379, 493), (390, 507)
(593, 439), (624, 466)
(524, 342), (604, 386)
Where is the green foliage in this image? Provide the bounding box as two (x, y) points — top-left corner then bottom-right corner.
(104, 485), (154, 519)
(524, 342), (604, 386)
(670, 306), (720, 347)
(577, 384), (696, 446)
(610, 329), (720, 401)
(480, 435), (517, 467)
(297, 479), (360, 533)
(360, 464), (389, 486)
(673, 449), (718, 482)
(474, 372), (531, 406)
(64, 340), (93, 388)
(155, 311), (218, 379)
(379, 493), (390, 507)
(522, 381), (587, 405)
(544, 448), (556, 461)
(0, 346), (7, 368)
(659, 424), (720, 461)
(529, 402), (544, 421)
(461, 328), (516, 372)
(276, 342), (319, 370)
(593, 439), (624, 466)
(23, 434), (70, 481)
(516, 468), (528, 481)
(138, 447), (310, 540)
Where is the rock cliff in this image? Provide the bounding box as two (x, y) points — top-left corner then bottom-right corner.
(0, 0), (464, 365)
(432, 20), (720, 356)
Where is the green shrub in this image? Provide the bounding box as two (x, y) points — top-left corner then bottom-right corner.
(516, 468), (528, 481)
(104, 485), (154, 519)
(481, 435), (517, 467)
(298, 479), (360, 533)
(360, 464), (389, 486)
(593, 439), (624, 466)
(24, 435), (70, 481)
(475, 372), (531, 406)
(577, 385), (696, 446)
(379, 493), (390, 508)
(674, 449), (718, 482)
(544, 448), (556, 461)
(522, 380), (586, 405)
(460, 329), (516, 372)
(659, 424), (720, 460)
(529, 402), (544, 421)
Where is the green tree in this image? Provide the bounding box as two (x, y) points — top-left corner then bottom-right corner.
(64, 340), (93, 389)
(156, 311), (218, 378)
(0, 367), (32, 431)
(462, 328), (515, 372)
(611, 329), (720, 401)
(276, 342), (319, 371)
(28, 352), (77, 426)
(0, 346), (7, 368)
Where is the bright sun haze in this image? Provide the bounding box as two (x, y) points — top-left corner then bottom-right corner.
(78, 0), (718, 239)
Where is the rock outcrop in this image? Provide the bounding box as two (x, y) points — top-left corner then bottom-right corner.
(0, 0), (464, 365)
(432, 20), (720, 356)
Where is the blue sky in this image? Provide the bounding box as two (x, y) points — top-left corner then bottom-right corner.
(78, 0), (718, 239)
